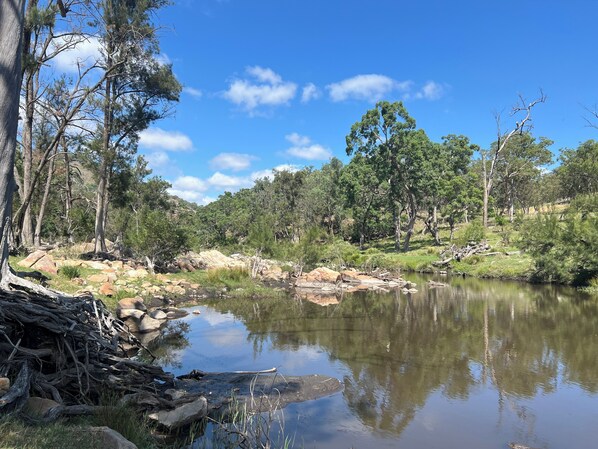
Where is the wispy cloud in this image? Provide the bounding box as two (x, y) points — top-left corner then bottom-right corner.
(138, 128), (193, 151)
(210, 152), (256, 171)
(327, 74), (411, 102)
(223, 65), (297, 114)
(414, 81), (446, 100)
(301, 83), (320, 103)
(183, 86), (203, 99)
(285, 133), (332, 160)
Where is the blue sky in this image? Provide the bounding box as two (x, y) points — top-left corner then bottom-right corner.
(131, 0), (598, 204)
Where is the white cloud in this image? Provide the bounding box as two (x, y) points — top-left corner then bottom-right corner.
(172, 175), (208, 192)
(285, 132), (311, 146)
(250, 164), (300, 181)
(246, 66), (282, 84)
(210, 153), (256, 171)
(285, 133), (332, 160)
(301, 83), (320, 103)
(183, 86), (203, 98)
(207, 172), (252, 189)
(168, 175), (209, 204)
(223, 66), (297, 113)
(138, 128), (193, 151)
(52, 35), (102, 72)
(415, 81), (445, 100)
(327, 74), (411, 102)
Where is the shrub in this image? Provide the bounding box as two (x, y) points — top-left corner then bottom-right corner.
(456, 220), (486, 245)
(60, 265), (81, 279)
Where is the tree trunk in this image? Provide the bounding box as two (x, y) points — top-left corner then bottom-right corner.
(393, 204), (401, 252)
(94, 161), (109, 253)
(0, 0), (26, 281)
(402, 194), (417, 252)
(34, 148), (56, 247)
(63, 142), (74, 243)
(20, 67), (35, 247)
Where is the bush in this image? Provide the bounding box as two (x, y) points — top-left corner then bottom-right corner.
(456, 220), (486, 245)
(520, 195), (598, 285)
(60, 265), (81, 279)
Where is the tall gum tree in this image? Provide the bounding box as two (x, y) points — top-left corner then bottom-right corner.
(346, 101), (433, 251)
(93, 0), (180, 254)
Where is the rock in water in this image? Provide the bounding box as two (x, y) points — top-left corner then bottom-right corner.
(138, 315), (162, 333)
(148, 397), (208, 430)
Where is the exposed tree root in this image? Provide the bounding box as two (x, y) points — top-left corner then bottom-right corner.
(0, 286), (173, 417)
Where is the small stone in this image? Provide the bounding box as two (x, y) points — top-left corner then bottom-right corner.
(99, 282), (116, 296)
(0, 377), (9, 395)
(192, 310), (201, 315)
(125, 268), (149, 278)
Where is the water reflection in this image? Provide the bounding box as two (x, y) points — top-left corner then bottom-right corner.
(158, 276), (598, 448)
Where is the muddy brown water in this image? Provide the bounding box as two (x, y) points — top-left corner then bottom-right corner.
(154, 274), (598, 449)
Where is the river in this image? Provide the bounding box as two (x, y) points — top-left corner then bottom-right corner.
(152, 274), (598, 449)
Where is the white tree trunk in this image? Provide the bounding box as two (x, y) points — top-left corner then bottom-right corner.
(0, 0), (26, 282)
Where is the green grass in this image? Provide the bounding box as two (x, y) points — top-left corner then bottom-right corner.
(0, 416), (101, 449)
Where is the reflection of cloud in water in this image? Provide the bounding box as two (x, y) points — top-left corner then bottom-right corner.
(207, 328), (246, 347)
(200, 308), (237, 327)
(281, 346), (324, 371)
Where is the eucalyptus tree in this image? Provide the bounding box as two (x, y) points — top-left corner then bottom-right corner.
(340, 153), (387, 249)
(425, 135), (479, 244)
(492, 133), (553, 220)
(346, 101), (434, 251)
(557, 140), (598, 198)
(92, 0), (180, 253)
(480, 92), (546, 226)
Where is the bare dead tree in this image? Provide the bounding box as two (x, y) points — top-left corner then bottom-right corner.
(481, 91), (546, 227)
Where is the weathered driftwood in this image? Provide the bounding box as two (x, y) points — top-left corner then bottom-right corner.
(0, 289), (173, 414)
(433, 241), (491, 266)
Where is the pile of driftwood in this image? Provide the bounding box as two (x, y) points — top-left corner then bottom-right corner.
(434, 241), (491, 267)
(0, 289), (173, 416)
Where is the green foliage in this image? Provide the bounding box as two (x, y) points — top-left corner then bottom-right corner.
(520, 194), (598, 285)
(126, 207), (189, 272)
(59, 265), (81, 279)
(557, 140), (598, 198)
(456, 220), (486, 245)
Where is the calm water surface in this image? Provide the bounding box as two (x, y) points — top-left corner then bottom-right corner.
(155, 274), (598, 449)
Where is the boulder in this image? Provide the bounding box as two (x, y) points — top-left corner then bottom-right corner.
(295, 267), (341, 289)
(87, 273), (109, 283)
(18, 250), (57, 275)
(22, 397), (61, 419)
(149, 310), (168, 320)
(177, 250), (246, 270)
(123, 318), (139, 333)
(86, 427), (138, 449)
(139, 315), (162, 333)
(165, 308), (189, 319)
(117, 309), (145, 320)
(117, 297), (146, 312)
(260, 266), (287, 282)
(83, 261), (111, 271)
(125, 268), (149, 279)
(148, 397), (208, 430)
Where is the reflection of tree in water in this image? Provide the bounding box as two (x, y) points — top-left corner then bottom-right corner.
(202, 277), (598, 437)
(138, 321), (191, 369)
